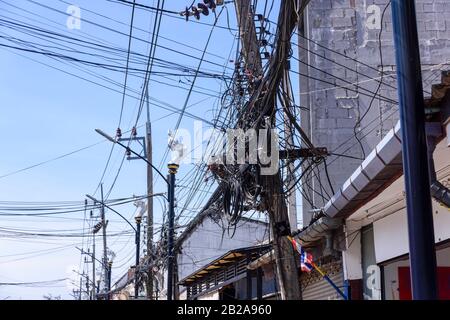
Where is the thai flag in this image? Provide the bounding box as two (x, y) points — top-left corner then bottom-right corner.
(300, 251), (313, 272)
(291, 238), (314, 273)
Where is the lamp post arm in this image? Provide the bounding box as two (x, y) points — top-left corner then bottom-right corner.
(118, 139), (169, 185)
(85, 195), (137, 232)
(94, 129), (169, 185)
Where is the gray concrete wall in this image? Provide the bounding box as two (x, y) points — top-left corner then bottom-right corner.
(300, 0), (450, 225)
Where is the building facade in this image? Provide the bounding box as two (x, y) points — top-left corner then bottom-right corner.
(300, 0), (450, 225)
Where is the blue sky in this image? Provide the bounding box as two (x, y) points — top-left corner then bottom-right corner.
(0, 0), (244, 299)
(0, 0), (294, 300)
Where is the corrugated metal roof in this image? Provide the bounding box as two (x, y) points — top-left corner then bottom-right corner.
(178, 244), (271, 285)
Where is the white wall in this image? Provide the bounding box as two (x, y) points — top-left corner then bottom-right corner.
(197, 290), (219, 300)
(383, 246), (450, 300)
(342, 224), (362, 280)
(373, 198), (450, 263)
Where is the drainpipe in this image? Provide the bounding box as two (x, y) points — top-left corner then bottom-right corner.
(426, 125), (450, 208)
(322, 232), (335, 258)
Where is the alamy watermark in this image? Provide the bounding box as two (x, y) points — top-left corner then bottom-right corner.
(168, 120), (280, 175)
(66, 5), (81, 30)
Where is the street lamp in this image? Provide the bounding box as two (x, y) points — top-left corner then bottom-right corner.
(86, 192), (166, 299)
(94, 128), (180, 300)
(95, 129), (169, 184)
(86, 193), (135, 300)
(133, 200), (146, 299)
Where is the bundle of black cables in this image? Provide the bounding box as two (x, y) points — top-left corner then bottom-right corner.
(222, 179), (244, 226)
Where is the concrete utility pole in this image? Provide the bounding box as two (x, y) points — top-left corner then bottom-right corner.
(297, 7), (314, 226)
(391, 0), (437, 299)
(100, 184), (109, 297)
(145, 88), (154, 300)
(234, 0), (301, 300)
(282, 72), (298, 232)
(234, 0), (263, 77)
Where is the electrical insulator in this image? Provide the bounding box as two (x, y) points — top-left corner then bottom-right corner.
(184, 7), (190, 21)
(262, 52), (271, 59)
(131, 126), (137, 137)
(198, 3), (209, 16)
(259, 39), (268, 46)
(192, 6), (200, 20)
(126, 148), (131, 157)
(116, 127), (122, 139)
(204, 0), (217, 10)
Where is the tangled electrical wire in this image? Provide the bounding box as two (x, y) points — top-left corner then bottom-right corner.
(205, 0), (332, 236)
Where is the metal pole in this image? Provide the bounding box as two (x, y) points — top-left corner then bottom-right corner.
(92, 233), (96, 300)
(86, 274), (90, 300)
(135, 216), (142, 299)
(108, 261), (112, 298)
(78, 274), (83, 300)
(100, 184), (109, 299)
(391, 0), (437, 299)
(146, 88), (154, 299)
(167, 163), (178, 300)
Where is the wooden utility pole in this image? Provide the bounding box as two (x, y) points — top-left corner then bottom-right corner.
(145, 88), (154, 299)
(234, 0), (301, 300)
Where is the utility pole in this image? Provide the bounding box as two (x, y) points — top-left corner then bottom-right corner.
(391, 0), (437, 299)
(166, 163), (179, 301)
(282, 71), (298, 232)
(234, 0), (301, 300)
(100, 184), (109, 298)
(234, 0), (263, 77)
(146, 88), (154, 300)
(297, 5), (314, 227)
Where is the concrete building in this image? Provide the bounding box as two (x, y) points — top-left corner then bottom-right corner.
(341, 129), (450, 300)
(293, 71), (450, 299)
(152, 204), (269, 300)
(299, 0), (450, 225)
(178, 244), (277, 300)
